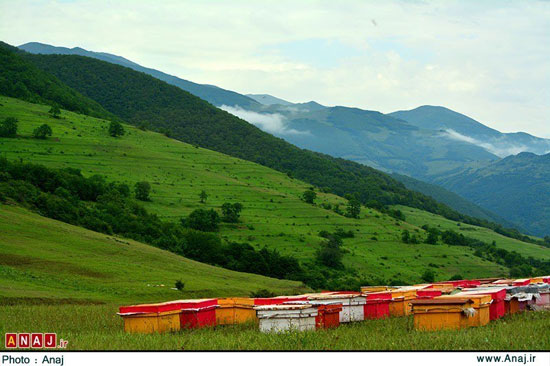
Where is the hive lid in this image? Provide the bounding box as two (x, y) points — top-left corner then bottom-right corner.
(410, 298), (473, 305)
(307, 293), (360, 300)
(254, 304), (313, 311)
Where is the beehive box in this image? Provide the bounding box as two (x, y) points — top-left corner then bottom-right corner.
(411, 298), (474, 331)
(161, 299), (218, 329)
(254, 304), (317, 333)
(363, 292), (391, 319)
(462, 287), (507, 321)
(388, 286), (425, 316)
(307, 294), (366, 323)
(361, 286), (396, 293)
(441, 294), (491, 327)
(216, 297), (256, 325)
(118, 310), (181, 334)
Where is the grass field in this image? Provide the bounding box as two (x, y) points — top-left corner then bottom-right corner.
(1, 96), (545, 285)
(0, 205), (307, 304)
(1, 303), (548, 350)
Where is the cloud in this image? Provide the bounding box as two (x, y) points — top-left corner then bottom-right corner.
(442, 129), (529, 157)
(1, 0), (549, 137)
(220, 105), (309, 136)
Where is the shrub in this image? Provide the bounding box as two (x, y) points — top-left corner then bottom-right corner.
(183, 208), (221, 232)
(108, 120), (124, 137)
(0, 117), (17, 137)
(175, 280), (185, 291)
(32, 124), (53, 139)
(134, 181), (151, 201)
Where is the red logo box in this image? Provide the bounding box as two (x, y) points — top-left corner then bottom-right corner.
(44, 333), (56, 348)
(31, 333), (43, 348)
(18, 333), (30, 348)
(5, 333), (17, 348)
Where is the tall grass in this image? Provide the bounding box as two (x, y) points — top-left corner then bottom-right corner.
(1, 304), (548, 350)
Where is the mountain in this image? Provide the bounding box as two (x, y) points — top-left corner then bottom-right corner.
(0, 41), (113, 119)
(17, 49), (492, 226)
(233, 101), (498, 180)
(391, 173), (515, 228)
(246, 94), (293, 106)
(18, 42), (260, 109)
(389, 106), (550, 157)
(434, 152), (550, 237)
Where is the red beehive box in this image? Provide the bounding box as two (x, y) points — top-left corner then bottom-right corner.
(363, 292), (391, 319)
(314, 303), (342, 328)
(119, 299), (218, 329)
(463, 288), (506, 321)
(416, 289), (442, 299)
(513, 279), (531, 286)
(254, 295), (308, 306)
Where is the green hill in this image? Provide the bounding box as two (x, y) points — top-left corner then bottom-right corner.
(0, 205), (307, 304)
(3, 96), (548, 287)
(18, 42), (261, 109)
(17, 49), (506, 230)
(0, 41), (113, 120)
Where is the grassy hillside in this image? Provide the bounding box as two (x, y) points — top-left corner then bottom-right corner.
(0, 205), (306, 304)
(19, 50), (507, 230)
(1, 96), (533, 283)
(397, 205), (550, 261)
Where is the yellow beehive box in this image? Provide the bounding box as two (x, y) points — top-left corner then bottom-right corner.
(119, 310), (181, 334)
(440, 294), (491, 327)
(216, 297), (256, 325)
(388, 286), (424, 316)
(530, 277), (544, 284)
(411, 298), (474, 331)
(361, 286), (396, 293)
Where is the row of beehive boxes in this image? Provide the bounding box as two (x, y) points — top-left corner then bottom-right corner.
(117, 276), (550, 333)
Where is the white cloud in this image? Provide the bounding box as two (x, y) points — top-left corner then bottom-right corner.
(220, 105), (309, 136)
(442, 129), (529, 157)
(1, 0), (548, 137)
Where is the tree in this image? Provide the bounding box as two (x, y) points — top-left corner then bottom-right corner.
(48, 105), (61, 119)
(346, 195), (361, 219)
(175, 280), (185, 291)
(0, 117), (18, 137)
(108, 121), (125, 137)
(183, 208), (220, 232)
(199, 190), (208, 203)
(32, 124), (53, 139)
(401, 230), (410, 243)
(134, 181), (151, 201)
(449, 274), (463, 281)
(221, 202), (243, 223)
(421, 269), (435, 283)
(425, 229), (439, 245)
(302, 189), (317, 204)
(316, 235), (344, 268)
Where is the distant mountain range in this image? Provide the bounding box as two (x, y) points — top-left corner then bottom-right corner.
(17, 42), (550, 236)
(18, 42), (260, 109)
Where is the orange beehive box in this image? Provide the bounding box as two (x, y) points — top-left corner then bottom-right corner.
(216, 297), (256, 325)
(411, 298), (474, 331)
(388, 286), (428, 316)
(505, 297), (520, 314)
(118, 309), (181, 334)
(440, 294), (491, 327)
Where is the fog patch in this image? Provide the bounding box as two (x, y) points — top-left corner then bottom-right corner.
(220, 105), (309, 136)
(442, 129), (528, 157)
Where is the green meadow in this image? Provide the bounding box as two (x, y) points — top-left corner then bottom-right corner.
(2, 96), (546, 286)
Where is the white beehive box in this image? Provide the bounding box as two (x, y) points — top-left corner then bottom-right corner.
(254, 304), (317, 333)
(306, 294), (366, 323)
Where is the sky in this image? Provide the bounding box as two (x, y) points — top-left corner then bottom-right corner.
(1, 0), (549, 137)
